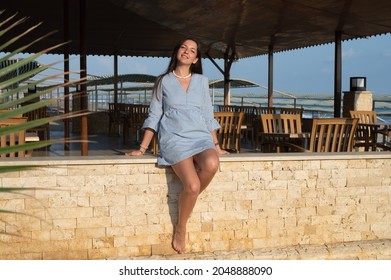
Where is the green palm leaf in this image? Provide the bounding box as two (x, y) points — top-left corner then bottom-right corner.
(0, 10), (87, 235)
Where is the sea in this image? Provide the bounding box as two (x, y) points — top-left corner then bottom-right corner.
(84, 88), (391, 123)
(214, 92), (391, 123)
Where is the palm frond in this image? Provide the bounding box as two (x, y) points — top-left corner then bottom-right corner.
(0, 10), (88, 235)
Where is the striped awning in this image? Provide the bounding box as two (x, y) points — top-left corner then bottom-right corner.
(209, 79), (260, 89)
(0, 59), (41, 86)
(86, 74), (157, 86)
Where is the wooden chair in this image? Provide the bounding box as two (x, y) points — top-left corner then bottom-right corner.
(123, 104), (149, 144)
(280, 107), (304, 117)
(0, 117), (29, 157)
(108, 103), (126, 136)
(349, 110), (377, 124)
(349, 110), (388, 151)
(235, 106), (256, 146)
(217, 105), (237, 112)
(23, 106), (50, 142)
(254, 107), (277, 149)
(285, 118), (358, 153)
(259, 113), (303, 152)
(214, 111), (244, 153)
(256, 107), (277, 114)
(353, 123), (378, 151)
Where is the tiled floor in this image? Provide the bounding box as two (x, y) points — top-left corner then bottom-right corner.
(115, 239), (391, 260)
(33, 129), (135, 157)
(32, 124), (258, 157)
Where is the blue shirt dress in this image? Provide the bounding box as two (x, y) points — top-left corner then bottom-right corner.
(142, 72), (220, 166)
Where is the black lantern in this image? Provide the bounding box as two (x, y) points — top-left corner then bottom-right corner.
(350, 77), (366, 91)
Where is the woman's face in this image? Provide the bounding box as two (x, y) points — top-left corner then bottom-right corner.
(176, 39), (199, 66)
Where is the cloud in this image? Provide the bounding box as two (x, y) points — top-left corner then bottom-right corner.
(321, 66), (332, 74)
(342, 47), (360, 59)
(86, 56), (161, 75)
(383, 49), (391, 57)
(123, 61), (149, 74)
(87, 57), (113, 75)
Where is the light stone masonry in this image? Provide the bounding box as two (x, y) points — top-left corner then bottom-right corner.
(0, 152), (390, 259)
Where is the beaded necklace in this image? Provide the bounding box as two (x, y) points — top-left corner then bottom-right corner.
(172, 70), (191, 79)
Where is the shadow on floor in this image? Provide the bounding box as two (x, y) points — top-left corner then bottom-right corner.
(32, 121), (260, 157)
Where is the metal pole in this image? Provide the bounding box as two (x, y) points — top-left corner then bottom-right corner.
(334, 31), (342, 117)
(80, 0), (88, 156)
(95, 85), (98, 111)
(268, 45), (274, 107)
(63, 0), (70, 150)
(114, 54), (118, 105)
(224, 58), (230, 105)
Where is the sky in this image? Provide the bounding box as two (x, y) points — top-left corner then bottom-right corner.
(38, 33), (390, 97)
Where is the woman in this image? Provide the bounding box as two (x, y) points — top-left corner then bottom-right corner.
(125, 38), (228, 254)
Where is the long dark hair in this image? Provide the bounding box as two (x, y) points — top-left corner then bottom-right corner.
(153, 38), (203, 99)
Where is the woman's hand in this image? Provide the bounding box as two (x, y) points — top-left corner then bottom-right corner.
(126, 143), (148, 156)
(216, 146), (230, 155)
(125, 150), (144, 156)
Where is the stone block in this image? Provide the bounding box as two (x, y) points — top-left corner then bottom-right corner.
(232, 171), (249, 181)
(77, 217), (112, 229)
(343, 91), (373, 117)
(68, 238), (93, 250)
(75, 228), (106, 239)
(21, 240), (68, 254)
(90, 195), (126, 207)
(43, 250), (88, 260)
(302, 160), (321, 170)
(50, 229), (75, 240)
(88, 247), (119, 260)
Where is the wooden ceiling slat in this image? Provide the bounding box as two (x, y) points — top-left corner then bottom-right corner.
(1, 0), (390, 58)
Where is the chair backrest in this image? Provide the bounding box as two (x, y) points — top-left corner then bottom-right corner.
(217, 105), (237, 112)
(125, 104), (149, 127)
(256, 107), (277, 114)
(235, 106), (256, 126)
(349, 110), (377, 124)
(214, 111), (244, 152)
(260, 113), (302, 134)
(23, 106), (47, 121)
(108, 102), (116, 116)
(0, 117), (28, 157)
(307, 118), (358, 152)
(109, 103), (126, 121)
(280, 107), (304, 117)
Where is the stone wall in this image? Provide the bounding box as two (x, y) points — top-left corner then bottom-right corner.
(342, 90), (373, 117)
(0, 153), (390, 259)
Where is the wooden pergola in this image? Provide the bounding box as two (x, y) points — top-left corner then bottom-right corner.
(2, 0), (391, 155)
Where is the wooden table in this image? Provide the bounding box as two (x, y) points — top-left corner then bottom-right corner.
(260, 132), (311, 152)
(25, 132), (40, 156)
(26, 132), (40, 142)
(358, 122), (391, 151)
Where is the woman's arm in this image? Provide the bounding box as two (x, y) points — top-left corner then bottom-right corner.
(126, 78), (164, 156)
(200, 76), (229, 155)
(200, 76), (220, 131)
(125, 128), (155, 156)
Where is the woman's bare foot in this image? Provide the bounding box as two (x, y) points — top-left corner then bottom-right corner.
(172, 227), (186, 254)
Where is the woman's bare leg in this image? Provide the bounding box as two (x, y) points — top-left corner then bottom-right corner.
(171, 157), (201, 254)
(194, 149), (220, 193)
(171, 149), (219, 254)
